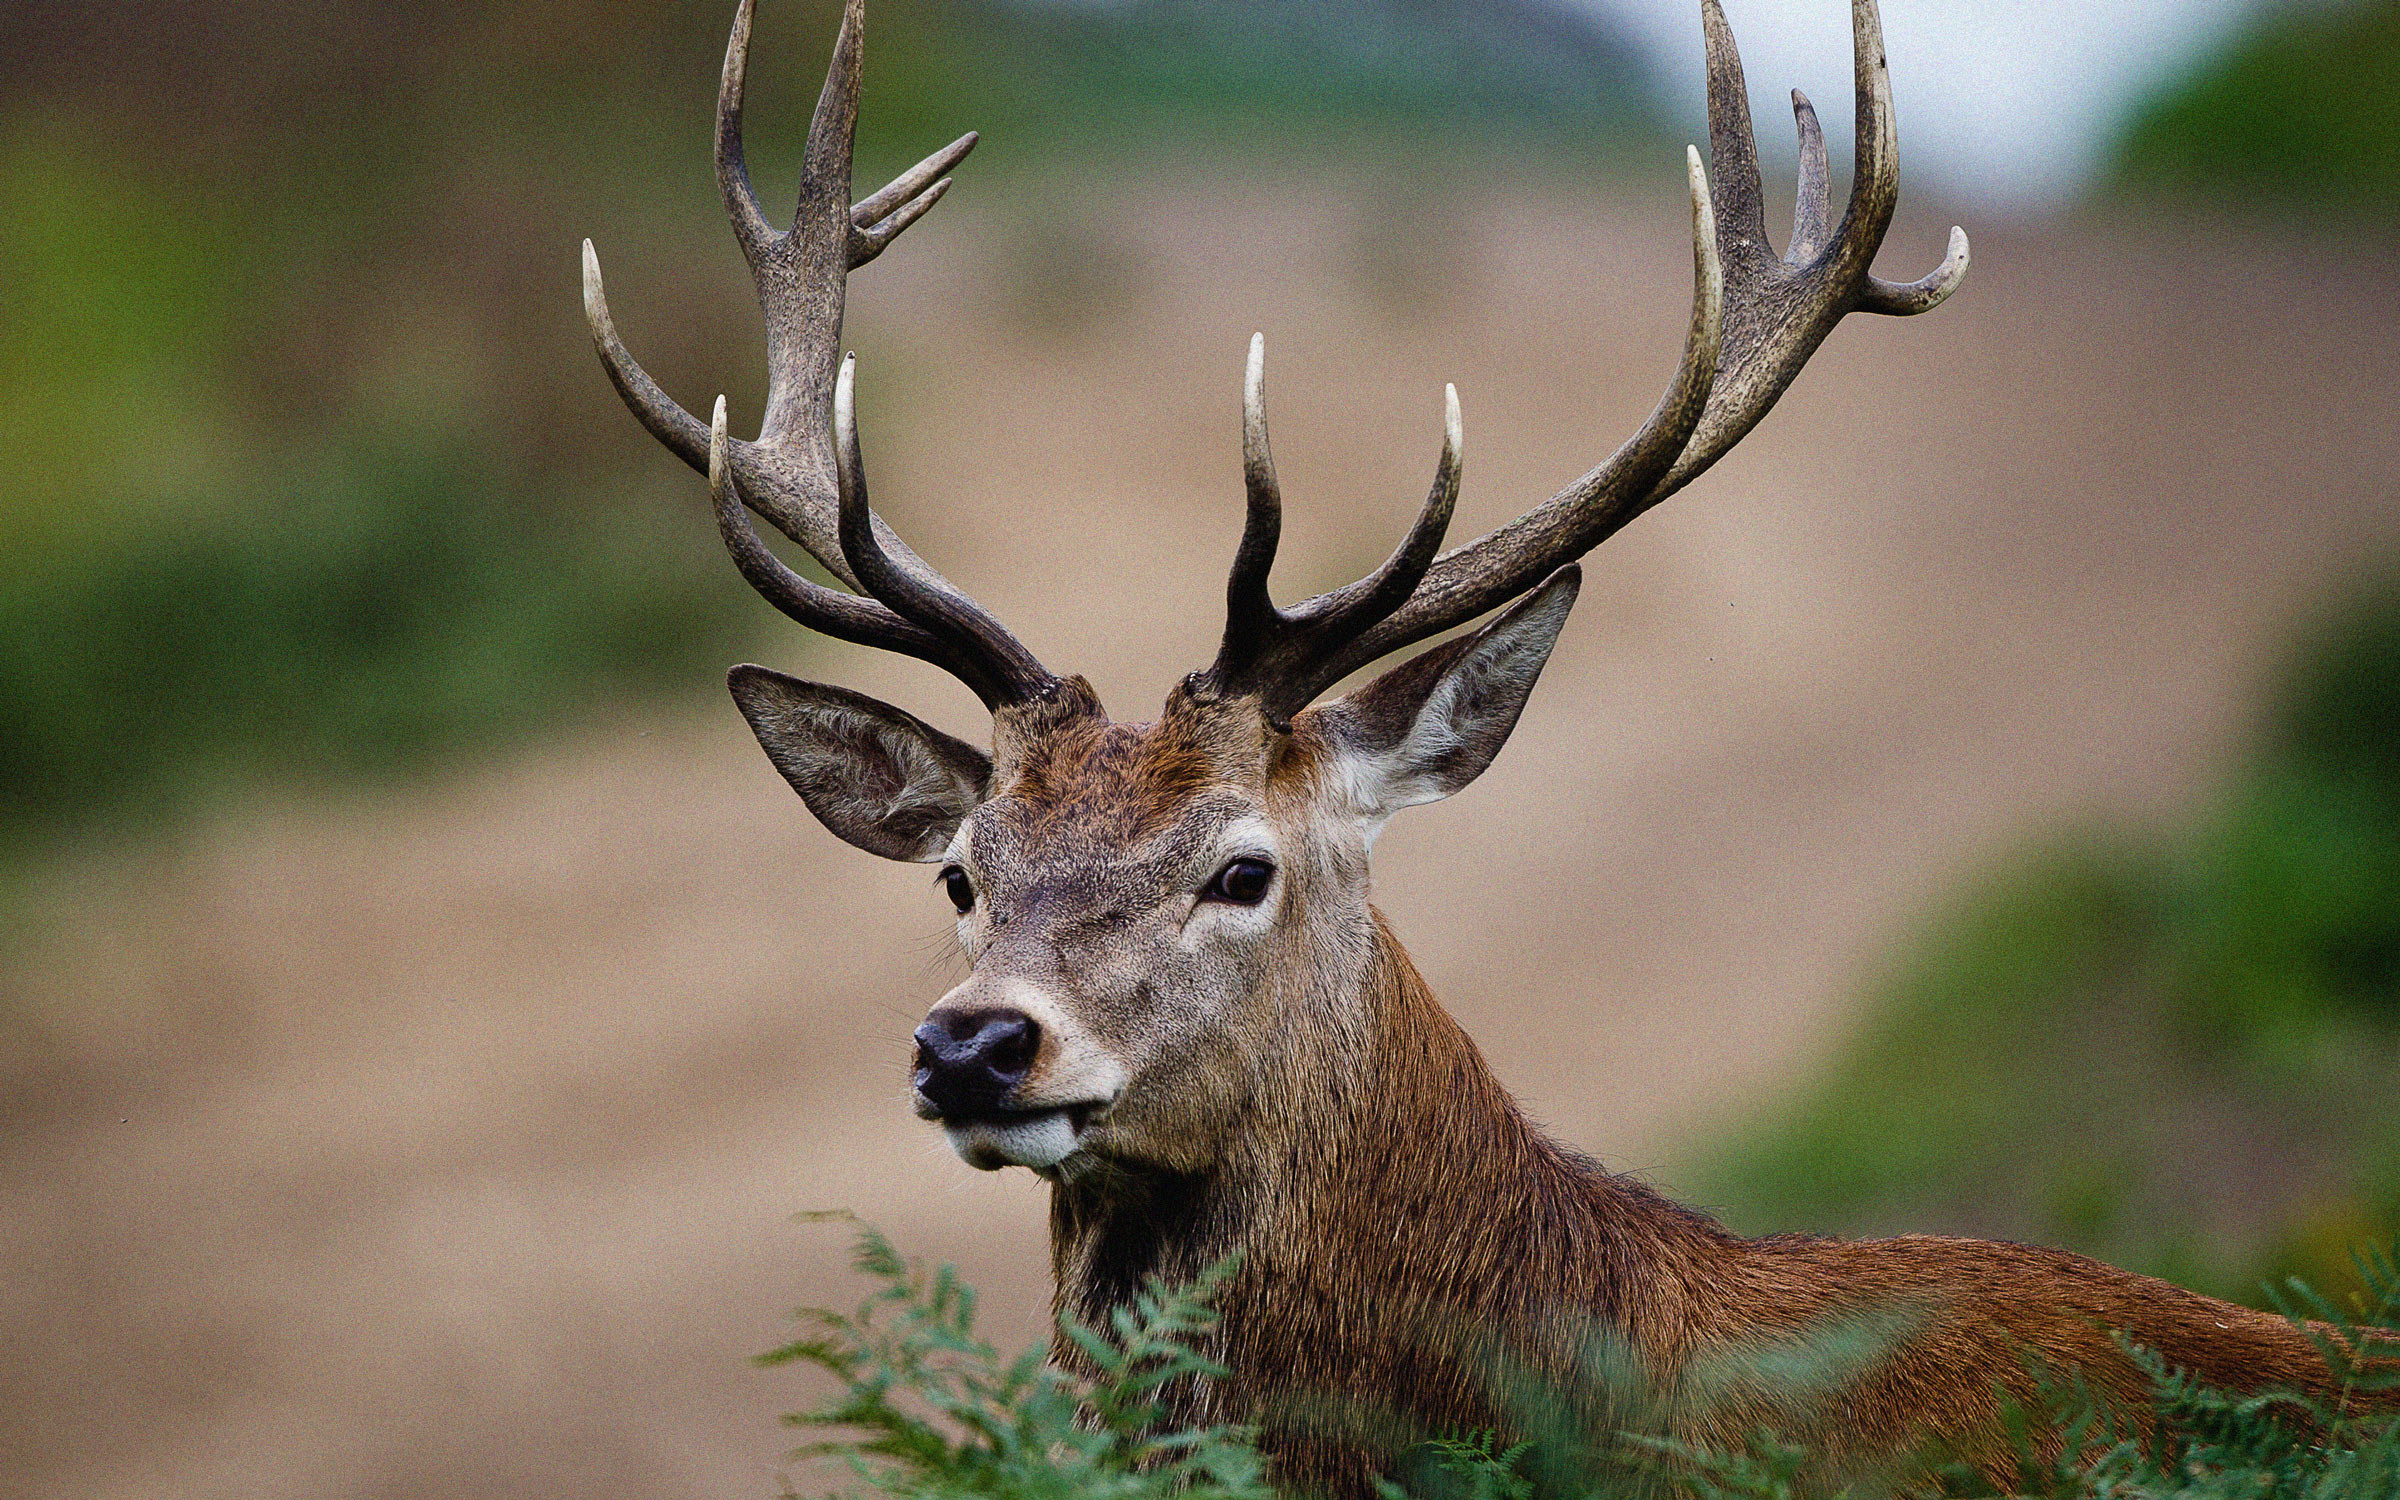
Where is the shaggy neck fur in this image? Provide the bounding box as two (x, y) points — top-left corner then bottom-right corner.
(1048, 911), (1733, 1493)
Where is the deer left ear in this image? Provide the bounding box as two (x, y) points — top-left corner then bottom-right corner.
(727, 665), (993, 862)
(1306, 565), (1581, 832)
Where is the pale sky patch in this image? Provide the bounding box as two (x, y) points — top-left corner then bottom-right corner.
(1580, 0), (2276, 212)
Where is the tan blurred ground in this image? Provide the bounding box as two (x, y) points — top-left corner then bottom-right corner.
(5, 173), (2399, 1498)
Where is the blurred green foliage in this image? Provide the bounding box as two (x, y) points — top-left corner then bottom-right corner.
(0, 123), (756, 849)
(2112, 0), (2400, 213)
(0, 435), (749, 842)
(0, 135), (238, 539)
(855, 0), (1650, 152)
(1691, 573), (2400, 1308)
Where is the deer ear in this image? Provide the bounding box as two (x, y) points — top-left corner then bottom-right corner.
(727, 665), (993, 862)
(1308, 565), (1580, 832)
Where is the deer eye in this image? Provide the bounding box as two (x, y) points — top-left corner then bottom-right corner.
(1203, 857), (1276, 906)
(940, 866), (975, 915)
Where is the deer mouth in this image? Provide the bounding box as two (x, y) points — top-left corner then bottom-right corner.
(938, 1101), (1106, 1172)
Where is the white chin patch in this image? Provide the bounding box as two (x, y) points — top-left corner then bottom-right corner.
(943, 1111), (1081, 1172)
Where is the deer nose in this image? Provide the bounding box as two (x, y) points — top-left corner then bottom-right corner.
(912, 1010), (1040, 1118)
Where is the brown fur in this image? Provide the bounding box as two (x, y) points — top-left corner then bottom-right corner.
(998, 684), (1264, 843)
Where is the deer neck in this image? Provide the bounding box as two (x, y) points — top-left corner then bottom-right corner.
(1046, 908), (1726, 1457)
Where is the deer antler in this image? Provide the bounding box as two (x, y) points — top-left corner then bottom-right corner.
(589, 0), (1962, 732)
(584, 0), (1059, 710)
(1224, 0), (1967, 709)
(1197, 333), (1469, 723)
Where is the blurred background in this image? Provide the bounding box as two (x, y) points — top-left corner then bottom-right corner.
(4, 0), (2398, 1493)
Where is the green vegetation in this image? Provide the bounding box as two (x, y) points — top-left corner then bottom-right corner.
(0, 435), (751, 845)
(0, 95), (754, 849)
(766, 1220), (1270, 1500)
(781, 1223), (2400, 1499)
(1688, 574), (2400, 1307)
(851, 0), (1652, 155)
(1980, 1254), (2400, 1498)
(2111, 0), (2400, 214)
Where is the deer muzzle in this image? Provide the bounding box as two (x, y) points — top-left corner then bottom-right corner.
(911, 982), (1127, 1171)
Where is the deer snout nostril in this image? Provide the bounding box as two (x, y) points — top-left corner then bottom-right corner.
(980, 1013), (1037, 1072)
(912, 1009), (1042, 1119)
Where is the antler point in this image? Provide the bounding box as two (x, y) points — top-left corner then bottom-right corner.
(580, 239), (611, 327)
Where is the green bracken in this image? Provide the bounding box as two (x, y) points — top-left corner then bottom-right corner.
(765, 1219), (1270, 1500)
(2112, 0), (2400, 216)
(780, 1225), (2400, 1500)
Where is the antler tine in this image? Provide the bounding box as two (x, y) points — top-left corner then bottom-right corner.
(1269, 383), (1462, 713)
(1838, 0), (1899, 258)
(1217, 333), (1286, 677)
(830, 356), (1061, 709)
(709, 396), (993, 682)
(1308, 147), (1724, 688)
(584, 239), (710, 469)
(1859, 226), (1970, 314)
(1289, 384), (1461, 642)
(852, 133), (977, 267)
(1787, 90), (1832, 265)
(1199, 337), (1463, 724)
(716, 0), (776, 267)
(1700, 0), (1771, 259)
(854, 133), (977, 229)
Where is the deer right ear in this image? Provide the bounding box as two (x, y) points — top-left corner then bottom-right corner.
(726, 665), (993, 862)
(1308, 566), (1581, 838)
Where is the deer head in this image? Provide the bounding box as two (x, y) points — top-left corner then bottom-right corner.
(582, 0), (1965, 1180)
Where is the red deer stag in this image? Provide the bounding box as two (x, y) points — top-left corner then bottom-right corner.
(582, 0), (2382, 1490)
